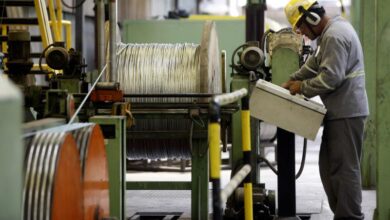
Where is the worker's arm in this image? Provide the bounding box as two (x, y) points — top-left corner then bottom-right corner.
(300, 36), (347, 98)
(290, 53), (319, 81)
(281, 49), (319, 90)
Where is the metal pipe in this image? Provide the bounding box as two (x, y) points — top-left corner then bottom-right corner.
(220, 164), (251, 204)
(213, 88), (247, 106)
(96, 0), (105, 77)
(276, 128), (297, 218)
(109, 0), (117, 82)
(56, 0), (63, 39)
(75, 0), (84, 52)
(245, 2), (265, 51)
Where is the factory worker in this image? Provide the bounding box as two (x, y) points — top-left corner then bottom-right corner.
(282, 0), (369, 219)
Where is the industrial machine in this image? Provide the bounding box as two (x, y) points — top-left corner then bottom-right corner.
(0, 1), (386, 219)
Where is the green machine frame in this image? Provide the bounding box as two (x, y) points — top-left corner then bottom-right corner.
(90, 116), (127, 220)
(125, 108), (210, 220)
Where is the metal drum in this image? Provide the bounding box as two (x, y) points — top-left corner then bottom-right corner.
(23, 132), (83, 220)
(23, 123), (110, 220)
(72, 124), (110, 220)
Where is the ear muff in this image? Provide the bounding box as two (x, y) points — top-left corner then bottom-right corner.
(298, 5), (321, 26)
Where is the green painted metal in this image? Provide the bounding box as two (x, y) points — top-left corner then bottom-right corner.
(126, 181), (192, 190)
(122, 19), (246, 92)
(0, 76), (23, 220)
(352, 0), (377, 189)
(271, 48), (300, 86)
(191, 138), (209, 220)
(375, 1), (390, 219)
(58, 79), (80, 93)
(126, 113), (210, 219)
(353, 0), (390, 218)
(90, 116), (127, 220)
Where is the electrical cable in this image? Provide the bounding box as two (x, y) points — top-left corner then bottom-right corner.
(68, 64), (107, 124)
(257, 137), (308, 180)
(295, 138), (307, 179)
(258, 156), (278, 175)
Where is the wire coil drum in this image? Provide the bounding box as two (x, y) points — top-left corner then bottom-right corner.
(71, 124), (110, 220)
(23, 123), (109, 220)
(23, 132), (84, 220)
(116, 21), (222, 160)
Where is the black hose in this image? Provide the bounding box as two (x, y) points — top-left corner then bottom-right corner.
(257, 137), (308, 180)
(258, 156), (278, 175)
(295, 138), (307, 179)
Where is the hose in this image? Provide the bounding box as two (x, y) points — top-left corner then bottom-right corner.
(257, 137), (308, 180)
(295, 138), (307, 179)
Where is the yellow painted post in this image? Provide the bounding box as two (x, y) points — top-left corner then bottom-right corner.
(34, 0), (54, 48)
(2, 26), (7, 69)
(242, 110), (251, 152)
(56, 0), (63, 40)
(48, 0), (60, 41)
(63, 21), (72, 49)
(209, 122), (221, 180)
(2, 26), (7, 54)
(241, 97), (253, 220)
(209, 122), (222, 220)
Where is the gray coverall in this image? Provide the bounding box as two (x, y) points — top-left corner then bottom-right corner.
(290, 16), (369, 220)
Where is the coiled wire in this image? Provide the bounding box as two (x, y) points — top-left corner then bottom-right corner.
(116, 43), (201, 103)
(115, 43), (209, 160)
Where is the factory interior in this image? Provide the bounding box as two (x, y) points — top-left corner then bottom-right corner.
(0, 0), (388, 219)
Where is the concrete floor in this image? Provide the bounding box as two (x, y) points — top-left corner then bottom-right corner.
(126, 128), (376, 219)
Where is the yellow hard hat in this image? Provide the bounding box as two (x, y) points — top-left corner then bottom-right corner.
(285, 0), (317, 29)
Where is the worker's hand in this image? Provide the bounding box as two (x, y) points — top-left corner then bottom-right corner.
(288, 81), (302, 95)
(281, 80), (294, 89)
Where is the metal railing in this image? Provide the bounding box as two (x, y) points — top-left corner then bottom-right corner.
(208, 88), (254, 220)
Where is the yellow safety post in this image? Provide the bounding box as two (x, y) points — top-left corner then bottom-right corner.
(2, 26), (7, 54)
(209, 122), (221, 180)
(209, 102), (222, 220)
(210, 88), (248, 220)
(241, 96), (253, 220)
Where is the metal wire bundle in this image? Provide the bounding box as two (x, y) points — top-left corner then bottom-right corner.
(23, 123), (109, 220)
(116, 42), (201, 103)
(127, 118), (193, 160)
(115, 42), (208, 160)
(23, 132), (83, 220)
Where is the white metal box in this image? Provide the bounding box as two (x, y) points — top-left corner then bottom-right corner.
(250, 79), (327, 140)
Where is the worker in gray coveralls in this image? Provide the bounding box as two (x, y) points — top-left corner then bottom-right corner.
(282, 0), (369, 219)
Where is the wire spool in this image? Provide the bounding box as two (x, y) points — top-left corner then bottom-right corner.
(116, 21), (221, 160)
(71, 124), (110, 220)
(116, 21), (221, 102)
(23, 132), (83, 220)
